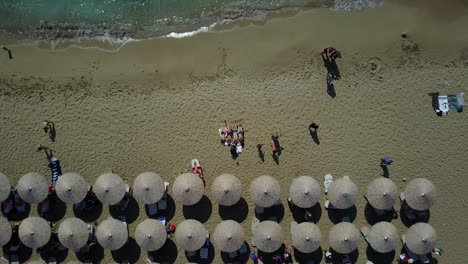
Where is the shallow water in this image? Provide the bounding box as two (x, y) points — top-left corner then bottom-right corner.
(0, 0), (382, 40)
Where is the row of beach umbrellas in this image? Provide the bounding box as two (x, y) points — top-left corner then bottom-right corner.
(0, 216), (436, 256)
(0, 172), (437, 211)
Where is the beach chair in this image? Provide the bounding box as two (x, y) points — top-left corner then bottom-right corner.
(157, 216), (166, 225)
(361, 226), (370, 243)
(157, 182), (170, 210)
(9, 255), (19, 264)
(324, 200), (336, 210)
(148, 203), (158, 216)
(200, 233), (210, 259)
(239, 243), (248, 254)
(251, 218), (260, 247)
(438, 95), (449, 116)
(228, 251), (238, 258)
(255, 206), (264, 214)
(324, 174), (333, 194)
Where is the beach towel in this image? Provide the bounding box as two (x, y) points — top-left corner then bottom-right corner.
(448, 95), (458, 110)
(438, 96), (449, 116)
(49, 158), (62, 184)
(457, 92), (464, 112)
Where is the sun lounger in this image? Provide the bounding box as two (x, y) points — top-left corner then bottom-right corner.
(186, 251), (196, 257)
(9, 255), (19, 264)
(402, 235), (420, 262)
(255, 206), (264, 214)
(420, 254), (430, 264)
(405, 208), (417, 220)
(15, 202), (26, 213)
(438, 95), (449, 116)
(342, 216), (350, 222)
(118, 216), (127, 228)
(324, 200), (336, 209)
(324, 174), (333, 194)
(157, 182), (170, 210)
(448, 95), (458, 110)
(200, 239), (209, 259)
(148, 204), (158, 216)
(229, 251), (238, 258)
(239, 243), (248, 254)
(157, 216), (166, 225)
(457, 92), (464, 112)
(416, 210), (428, 217)
(251, 218), (260, 247)
(361, 226), (370, 243)
(268, 216), (278, 222)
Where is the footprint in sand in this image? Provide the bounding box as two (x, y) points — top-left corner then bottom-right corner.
(367, 57), (383, 74)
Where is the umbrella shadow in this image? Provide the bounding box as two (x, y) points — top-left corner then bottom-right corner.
(39, 196), (67, 222)
(366, 246), (395, 264)
(329, 248), (359, 264)
(364, 203), (394, 225)
(76, 243), (104, 263)
(327, 205), (357, 224)
(258, 244), (285, 264)
(288, 202), (322, 224)
(145, 194), (176, 222)
(148, 239), (178, 264)
(109, 196), (140, 224)
(255, 203), (285, 223)
(219, 197), (249, 223)
(220, 241), (250, 264)
(399, 206), (430, 227)
(111, 237), (141, 263)
(183, 195), (212, 223)
(2, 240), (33, 263)
(293, 246), (323, 264)
(73, 192), (103, 222)
(185, 242), (215, 264)
(39, 241), (69, 263)
(2, 203), (31, 221)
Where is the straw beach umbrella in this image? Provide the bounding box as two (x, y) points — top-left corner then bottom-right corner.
(405, 223), (437, 255)
(213, 220), (245, 252)
(19, 217), (51, 248)
(135, 219), (167, 251)
(252, 221), (284, 253)
(328, 223), (360, 254)
(0, 217), (12, 246)
(172, 173), (204, 206)
(133, 172), (165, 205)
(404, 178), (437, 211)
(16, 172), (49, 204)
(58, 218), (89, 250)
(175, 219), (207, 251)
(250, 175), (281, 208)
(292, 222), (322, 253)
(211, 174), (242, 206)
(327, 176), (358, 209)
(368, 222), (398, 253)
(289, 176), (321, 208)
(94, 173), (126, 205)
(56, 172), (89, 204)
(367, 177), (397, 210)
(0, 173), (11, 202)
(96, 218), (128, 250)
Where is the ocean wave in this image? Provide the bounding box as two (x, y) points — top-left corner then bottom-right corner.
(333, 0), (384, 11)
(164, 23), (217, 38)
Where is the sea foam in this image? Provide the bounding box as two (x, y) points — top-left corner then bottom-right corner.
(333, 0), (384, 11)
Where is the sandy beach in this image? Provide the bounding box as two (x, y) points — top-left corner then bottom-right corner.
(1, 0), (468, 263)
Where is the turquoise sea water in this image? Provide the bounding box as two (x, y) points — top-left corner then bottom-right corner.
(0, 0), (382, 40)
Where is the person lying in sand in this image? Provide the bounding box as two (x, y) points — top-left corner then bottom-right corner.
(322, 47), (341, 62)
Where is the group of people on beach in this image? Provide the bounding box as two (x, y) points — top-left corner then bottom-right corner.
(218, 120), (245, 162)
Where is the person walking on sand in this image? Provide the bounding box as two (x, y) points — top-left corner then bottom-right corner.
(41, 120), (56, 142)
(309, 122), (319, 131)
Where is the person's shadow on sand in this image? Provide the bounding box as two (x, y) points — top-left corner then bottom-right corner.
(309, 126), (320, 145)
(327, 83), (336, 98)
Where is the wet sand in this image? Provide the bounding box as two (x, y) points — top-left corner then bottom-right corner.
(0, 0), (467, 263)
